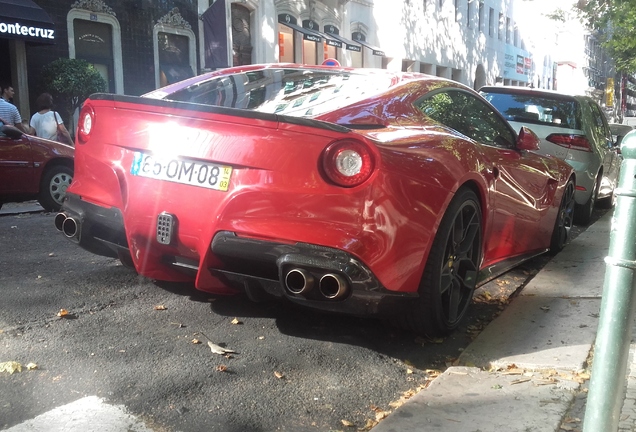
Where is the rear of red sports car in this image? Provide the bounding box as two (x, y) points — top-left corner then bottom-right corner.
(55, 64), (574, 335)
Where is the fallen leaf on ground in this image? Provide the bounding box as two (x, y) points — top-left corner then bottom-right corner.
(207, 341), (235, 355)
(154, 305), (167, 310)
(540, 306), (550, 311)
(0, 361), (22, 374)
(406, 368), (413, 374)
(191, 339), (201, 344)
(231, 318), (242, 325)
(216, 365), (228, 372)
(375, 411), (389, 421)
(510, 377), (532, 385)
(274, 371), (284, 379)
(341, 419), (354, 427)
(26, 363), (38, 370)
(57, 309), (69, 317)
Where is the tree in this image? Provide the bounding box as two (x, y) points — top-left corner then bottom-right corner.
(39, 58), (107, 134)
(577, 0), (636, 73)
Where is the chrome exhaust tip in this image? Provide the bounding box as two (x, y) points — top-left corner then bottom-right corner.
(319, 273), (349, 300)
(62, 217), (79, 239)
(54, 213), (67, 232)
(284, 268), (315, 295)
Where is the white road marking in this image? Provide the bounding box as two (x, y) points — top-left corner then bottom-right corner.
(4, 396), (153, 432)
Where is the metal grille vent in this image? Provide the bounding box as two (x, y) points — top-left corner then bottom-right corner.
(157, 213), (175, 245)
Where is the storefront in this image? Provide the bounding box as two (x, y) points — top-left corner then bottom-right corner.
(0, 0), (56, 119)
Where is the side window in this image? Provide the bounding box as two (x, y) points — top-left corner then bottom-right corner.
(415, 89), (516, 148)
(589, 102), (612, 144)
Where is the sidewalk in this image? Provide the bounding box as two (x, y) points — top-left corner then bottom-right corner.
(372, 210), (633, 432)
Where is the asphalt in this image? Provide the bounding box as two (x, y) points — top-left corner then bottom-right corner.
(371, 209), (633, 432)
(2, 206), (629, 432)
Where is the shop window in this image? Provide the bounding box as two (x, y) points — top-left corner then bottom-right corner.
(278, 23), (294, 62)
(73, 20), (114, 92)
(153, 9), (196, 88)
(158, 32), (194, 86)
(232, 4), (252, 66)
(67, 6), (123, 94)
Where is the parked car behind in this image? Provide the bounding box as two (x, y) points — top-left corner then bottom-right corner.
(56, 64), (575, 336)
(480, 86), (620, 225)
(0, 125), (74, 212)
(609, 123), (634, 148)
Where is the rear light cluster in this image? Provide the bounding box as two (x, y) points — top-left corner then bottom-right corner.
(321, 139), (375, 187)
(546, 133), (593, 152)
(77, 105), (95, 144)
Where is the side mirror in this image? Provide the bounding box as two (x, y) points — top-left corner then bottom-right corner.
(517, 126), (540, 151)
(1, 125), (23, 139)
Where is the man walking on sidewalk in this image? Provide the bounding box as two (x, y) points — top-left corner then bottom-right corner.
(0, 82), (31, 134)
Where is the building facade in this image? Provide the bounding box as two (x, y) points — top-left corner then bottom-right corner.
(1, 0), (561, 124)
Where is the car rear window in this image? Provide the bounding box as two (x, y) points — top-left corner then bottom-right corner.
(481, 91), (581, 130)
(158, 68), (394, 118)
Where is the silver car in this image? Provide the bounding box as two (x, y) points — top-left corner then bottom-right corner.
(480, 86), (621, 225)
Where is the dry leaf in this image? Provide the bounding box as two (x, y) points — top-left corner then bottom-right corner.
(375, 411), (389, 421)
(154, 305), (167, 310)
(274, 371), (284, 379)
(341, 419), (354, 427)
(216, 365), (228, 372)
(207, 341), (235, 355)
(361, 419), (378, 430)
(540, 306), (550, 311)
(26, 363), (38, 370)
(0, 361), (22, 374)
(406, 368), (413, 374)
(48, 253), (55, 257)
(231, 318), (242, 325)
(191, 339), (201, 344)
(510, 377), (532, 385)
(57, 309), (69, 317)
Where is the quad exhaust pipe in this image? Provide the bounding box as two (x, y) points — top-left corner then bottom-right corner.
(283, 268), (349, 300)
(284, 268), (314, 295)
(54, 212), (79, 239)
(319, 273), (348, 300)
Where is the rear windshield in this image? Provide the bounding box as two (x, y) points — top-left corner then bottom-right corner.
(158, 68), (394, 118)
(481, 91), (581, 130)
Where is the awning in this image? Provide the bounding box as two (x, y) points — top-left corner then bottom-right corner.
(352, 38), (385, 56)
(0, 0), (56, 44)
(309, 30), (342, 49)
(279, 21), (321, 43)
(324, 32), (362, 52)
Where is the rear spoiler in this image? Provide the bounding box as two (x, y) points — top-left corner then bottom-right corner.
(88, 93), (351, 134)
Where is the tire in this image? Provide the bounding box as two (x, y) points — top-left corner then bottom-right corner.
(574, 176), (600, 226)
(405, 188), (483, 337)
(38, 165), (73, 212)
(597, 188), (616, 210)
(549, 178), (575, 255)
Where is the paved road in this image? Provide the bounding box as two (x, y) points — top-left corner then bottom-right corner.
(0, 205), (606, 431)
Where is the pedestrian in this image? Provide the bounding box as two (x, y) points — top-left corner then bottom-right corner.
(0, 82), (31, 134)
(29, 92), (73, 145)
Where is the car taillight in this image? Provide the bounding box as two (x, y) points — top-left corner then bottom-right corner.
(321, 139), (375, 187)
(545, 134), (593, 152)
(77, 105), (95, 144)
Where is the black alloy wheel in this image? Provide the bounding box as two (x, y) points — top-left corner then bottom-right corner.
(549, 178), (575, 255)
(407, 188), (482, 337)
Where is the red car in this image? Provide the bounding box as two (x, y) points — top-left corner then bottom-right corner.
(0, 125), (74, 212)
(55, 64), (575, 336)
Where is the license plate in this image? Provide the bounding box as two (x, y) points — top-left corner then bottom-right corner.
(130, 152), (232, 191)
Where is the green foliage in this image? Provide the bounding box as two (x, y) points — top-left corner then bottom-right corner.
(40, 58), (106, 124)
(578, 0), (636, 73)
